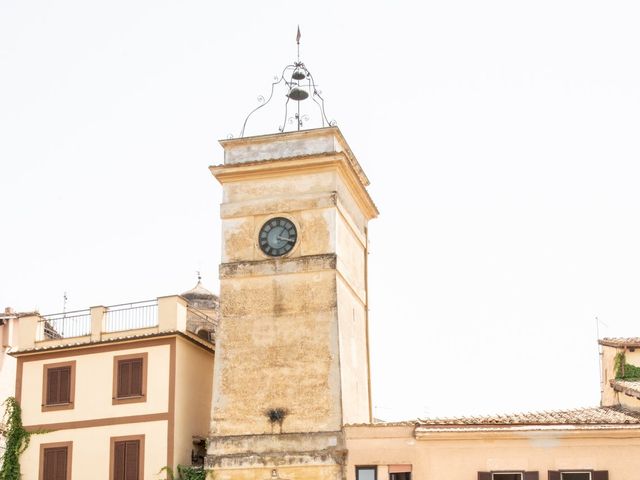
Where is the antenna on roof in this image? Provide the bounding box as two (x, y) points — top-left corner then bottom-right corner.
(197, 271), (202, 283)
(63, 291), (68, 315)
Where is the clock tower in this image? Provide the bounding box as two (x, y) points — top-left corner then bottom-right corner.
(206, 41), (378, 480)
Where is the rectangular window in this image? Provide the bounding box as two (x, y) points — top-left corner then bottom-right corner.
(39, 442), (72, 480)
(389, 464), (411, 480)
(356, 466), (377, 480)
(479, 473), (538, 480)
(390, 474), (411, 480)
(110, 435), (144, 480)
(112, 353), (147, 405)
(42, 362), (75, 412)
(550, 471), (608, 480)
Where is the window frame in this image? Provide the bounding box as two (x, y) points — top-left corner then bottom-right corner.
(112, 353), (148, 405)
(39, 441), (73, 480)
(356, 466), (377, 480)
(109, 435), (145, 480)
(559, 472), (592, 480)
(492, 473), (524, 480)
(41, 361), (76, 412)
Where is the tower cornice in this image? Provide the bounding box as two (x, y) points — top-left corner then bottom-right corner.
(210, 151), (379, 220)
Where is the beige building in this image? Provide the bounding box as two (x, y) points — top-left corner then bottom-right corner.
(599, 337), (640, 412)
(10, 288), (217, 480)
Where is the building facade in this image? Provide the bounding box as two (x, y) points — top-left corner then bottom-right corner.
(10, 294), (216, 480)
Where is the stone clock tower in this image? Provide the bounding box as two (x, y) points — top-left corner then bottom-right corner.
(206, 126), (377, 480)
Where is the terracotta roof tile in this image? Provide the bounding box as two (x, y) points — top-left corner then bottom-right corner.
(416, 406), (640, 426)
(599, 337), (640, 348)
(611, 379), (640, 399)
(10, 330), (214, 355)
(345, 420), (418, 427)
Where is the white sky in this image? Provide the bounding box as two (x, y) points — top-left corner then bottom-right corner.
(2, 0), (640, 420)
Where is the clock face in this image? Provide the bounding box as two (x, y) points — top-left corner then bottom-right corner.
(259, 217), (297, 257)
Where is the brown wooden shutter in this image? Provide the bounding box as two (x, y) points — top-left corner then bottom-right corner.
(43, 447), (67, 480)
(114, 440), (140, 480)
(59, 368), (71, 404)
(117, 358), (143, 398)
(130, 359), (143, 396)
(125, 441), (139, 480)
(43, 448), (56, 480)
(547, 472), (560, 480)
(54, 448), (67, 480)
(47, 369), (59, 404)
(114, 441), (126, 480)
(47, 367), (71, 405)
(118, 361), (131, 397)
(524, 473), (539, 480)
(592, 472), (608, 480)
(478, 473), (491, 480)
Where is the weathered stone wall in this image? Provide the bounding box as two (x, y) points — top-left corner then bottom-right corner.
(208, 128), (377, 479)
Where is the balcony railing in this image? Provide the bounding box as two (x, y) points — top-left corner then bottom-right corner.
(25, 295), (207, 349)
(103, 300), (158, 333)
(37, 310), (92, 341)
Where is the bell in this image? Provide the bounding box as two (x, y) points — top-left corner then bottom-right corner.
(287, 86), (309, 101)
(291, 70), (306, 80)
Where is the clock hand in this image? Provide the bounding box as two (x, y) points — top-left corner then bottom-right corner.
(277, 235), (295, 243)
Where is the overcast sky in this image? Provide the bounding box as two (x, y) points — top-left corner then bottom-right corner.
(2, 0), (640, 420)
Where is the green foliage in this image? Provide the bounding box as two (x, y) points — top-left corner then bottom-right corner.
(159, 465), (209, 480)
(0, 397), (32, 480)
(615, 352), (640, 380)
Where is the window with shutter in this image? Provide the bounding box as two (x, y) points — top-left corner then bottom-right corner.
(39, 442), (72, 480)
(42, 362), (75, 412)
(111, 436), (144, 480)
(549, 471), (608, 480)
(112, 353), (147, 405)
(479, 474), (537, 480)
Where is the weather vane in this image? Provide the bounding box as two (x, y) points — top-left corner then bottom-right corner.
(239, 27), (336, 138)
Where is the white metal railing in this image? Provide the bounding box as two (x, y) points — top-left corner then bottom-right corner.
(37, 310), (92, 341)
(103, 299), (158, 333)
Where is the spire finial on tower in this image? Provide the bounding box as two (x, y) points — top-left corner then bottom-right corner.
(239, 28), (335, 138)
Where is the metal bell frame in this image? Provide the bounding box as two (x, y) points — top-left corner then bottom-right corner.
(239, 60), (335, 138)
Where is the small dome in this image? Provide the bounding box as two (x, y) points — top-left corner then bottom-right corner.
(181, 280), (219, 310)
(182, 280), (215, 300)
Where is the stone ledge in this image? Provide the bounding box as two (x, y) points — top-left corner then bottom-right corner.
(220, 254), (337, 279)
(206, 449), (346, 468)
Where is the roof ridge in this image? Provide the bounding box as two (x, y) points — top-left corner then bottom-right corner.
(416, 405), (640, 426)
